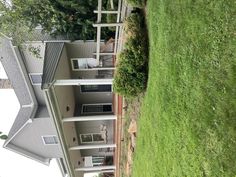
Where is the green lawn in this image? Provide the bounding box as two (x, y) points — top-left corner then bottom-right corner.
(132, 0), (236, 177)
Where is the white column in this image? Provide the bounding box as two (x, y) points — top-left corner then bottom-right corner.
(62, 115), (117, 122)
(54, 79), (113, 86)
(69, 144), (116, 150)
(75, 165), (116, 172)
(74, 67), (115, 71)
(94, 10), (118, 14)
(93, 23), (123, 27)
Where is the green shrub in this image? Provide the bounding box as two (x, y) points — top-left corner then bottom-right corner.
(113, 65), (146, 97)
(125, 0), (145, 8)
(124, 13), (145, 39)
(113, 12), (148, 97)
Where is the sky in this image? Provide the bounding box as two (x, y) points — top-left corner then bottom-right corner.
(0, 63), (98, 177)
(0, 63), (63, 177)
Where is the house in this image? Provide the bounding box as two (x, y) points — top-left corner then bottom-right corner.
(0, 27), (123, 177)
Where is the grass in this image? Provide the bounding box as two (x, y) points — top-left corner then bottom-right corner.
(132, 0), (236, 177)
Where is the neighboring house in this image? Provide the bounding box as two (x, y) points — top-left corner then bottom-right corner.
(0, 29), (122, 177)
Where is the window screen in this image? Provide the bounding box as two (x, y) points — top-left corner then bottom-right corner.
(42, 136), (58, 145)
(29, 74), (42, 84)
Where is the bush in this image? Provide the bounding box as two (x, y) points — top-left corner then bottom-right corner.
(113, 12), (148, 97)
(125, 0), (145, 8)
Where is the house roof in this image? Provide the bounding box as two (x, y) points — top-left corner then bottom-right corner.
(0, 35), (46, 160)
(41, 42), (64, 89)
(0, 36), (37, 141)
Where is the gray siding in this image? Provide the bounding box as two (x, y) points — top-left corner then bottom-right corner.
(21, 43), (45, 73)
(35, 106), (49, 118)
(17, 43), (46, 105)
(6, 107), (34, 143)
(11, 117), (63, 158)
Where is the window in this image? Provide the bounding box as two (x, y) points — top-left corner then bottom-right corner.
(29, 73), (42, 85)
(80, 133), (105, 143)
(42, 135), (58, 145)
(81, 85), (112, 93)
(81, 103), (112, 114)
(71, 58), (97, 70)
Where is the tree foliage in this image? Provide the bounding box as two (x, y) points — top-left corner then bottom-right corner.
(0, 0), (114, 42)
(0, 131), (7, 140)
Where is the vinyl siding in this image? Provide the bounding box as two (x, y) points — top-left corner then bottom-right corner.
(11, 117), (63, 158)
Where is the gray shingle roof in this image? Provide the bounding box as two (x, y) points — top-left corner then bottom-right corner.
(0, 36), (37, 145)
(42, 42), (64, 89)
(0, 37), (33, 105)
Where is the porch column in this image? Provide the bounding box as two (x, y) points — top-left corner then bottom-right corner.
(93, 23), (123, 27)
(69, 144), (116, 150)
(75, 165), (116, 172)
(94, 10), (118, 14)
(54, 79), (113, 86)
(62, 115), (117, 122)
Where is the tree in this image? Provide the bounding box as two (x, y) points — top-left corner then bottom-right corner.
(0, 0), (114, 41)
(0, 131), (7, 140)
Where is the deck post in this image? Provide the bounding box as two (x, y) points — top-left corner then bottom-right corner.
(62, 115), (117, 122)
(69, 144), (116, 150)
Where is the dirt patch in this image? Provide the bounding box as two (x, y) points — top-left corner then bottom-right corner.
(120, 94), (144, 177)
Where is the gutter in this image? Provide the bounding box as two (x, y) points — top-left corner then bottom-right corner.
(43, 87), (75, 177)
(4, 143), (50, 165)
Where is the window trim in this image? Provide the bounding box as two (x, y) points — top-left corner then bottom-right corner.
(80, 84), (112, 93)
(80, 133), (105, 144)
(29, 73), (42, 85)
(81, 103), (113, 114)
(42, 135), (58, 145)
(71, 58), (96, 71)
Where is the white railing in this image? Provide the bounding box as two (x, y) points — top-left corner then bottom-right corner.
(93, 0), (123, 66)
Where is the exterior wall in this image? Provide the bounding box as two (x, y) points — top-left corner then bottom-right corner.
(19, 42), (46, 105)
(75, 120), (114, 157)
(35, 106), (49, 118)
(63, 122), (82, 170)
(65, 41), (97, 59)
(54, 46), (71, 80)
(66, 41), (98, 80)
(11, 117), (63, 158)
(21, 42), (45, 73)
(54, 46), (75, 118)
(54, 85), (75, 118)
(75, 86), (113, 116)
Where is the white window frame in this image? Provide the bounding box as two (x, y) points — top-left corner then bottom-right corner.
(81, 103), (113, 114)
(29, 73), (42, 85)
(80, 133), (105, 144)
(71, 58), (98, 71)
(42, 135), (58, 145)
